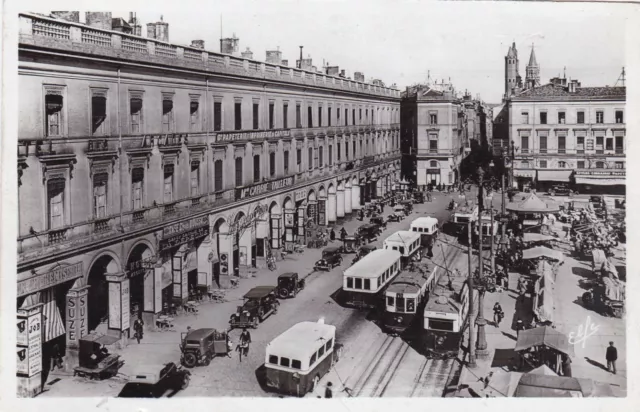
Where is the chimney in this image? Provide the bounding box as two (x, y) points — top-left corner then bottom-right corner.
(154, 15), (169, 42)
(241, 47), (254, 60)
(339, 69), (346, 78)
(220, 33), (239, 55)
(568, 79), (579, 93)
(296, 56), (313, 71)
(298, 46), (303, 68)
(85, 12), (112, 31)
(128, 12), (141, 36)
(191, 40), (205, 49)
(281, 59), (289, 67)
(266, 48), (282, 65)
(354, 72), (365, 83)
(51, 11), (80, 23)
(326, 66), (340, 76)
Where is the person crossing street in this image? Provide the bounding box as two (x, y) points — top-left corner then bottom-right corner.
(493, 302), (504, 327)
(237, 328), (252, 363)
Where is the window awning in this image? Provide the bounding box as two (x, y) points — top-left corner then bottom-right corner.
(514, 170), (536, 178)
(537, 170), (572, 182)
(575, 176), (625, 186)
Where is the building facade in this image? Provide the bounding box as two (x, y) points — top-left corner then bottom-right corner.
(16, 12), (401, 395)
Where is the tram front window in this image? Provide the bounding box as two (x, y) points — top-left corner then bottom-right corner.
(428, 318), (454, 332)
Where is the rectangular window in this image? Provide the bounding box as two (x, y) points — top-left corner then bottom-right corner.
(253, 155), (261, 182)
(163, 164), (174, 203)
(48, 179), (65, 229)
(319, 148), (324, 168)
(91, 95), (107, 135)
(359, 109), (362, 121)
(214, 160), (223, 192)
(345, 141), (349, 159)
(318, 106), (322, 127)
(558, 135), (566, 153)
(576, 111), (584, 124)
(308, 147), (313, 170)
(162, 99), (174, 133)
(606, 138), (613, 151)
(190, 99), (200, 132)
(284, 150), (289, 173)
(291, 360), (301, 370)
(308, 106), (313, 128)
(596, 136), (604, 154)
(279, 357), (290, 367)
(539, 112), (547, 125)
(364, 279), (371, 290)
(596, 111), (604, 124)
(387, 295), (394, 307)
(429, 139), (438, 152)
(253, 103), (259, 130)
(283, 103), (288, 129)
(615, 110), (623, 124)
(521, 136), (529, 153)
(577, 136), (585, 153)
(328, 145), (333, 165)
(577, 160), (585, 169)
(269, 102), (275, 129)
(539, 160), (547, 168)
(352, 109), (355, 125)
(328, 107), (332, 126)
(130, 97), (142, 134)
(353, 141), (356, 157)
(355, 278), (362, 289)
(45, 94), (64, 137)
(235, 157), (243, 187)
(521, 111), (529, 124)
(539, 136), (547, 153)
(132, 168), (144, 210)
(347, 277), (353, 289)
(615, 136), (624, 154)
(344, 108), (348, 126)
(430, 113), (437, 125)
(337, 144), (341, 161)
(214, 101), (222, 131)
(234, 102), (242, 130)
(310, 353), (317, 366)
(296, 148), (301, 167)
(296, 104), (302, 128)
(614, 162), (624, 169)
(190, 161), (200, 197)
(270, 152), (276, 176)
(428, 319), (454, 332)
(558, 112), (566, 124)
(318, 345), (325, 357)
(268, 355), (278, 365)
(325, 339), (333, 351)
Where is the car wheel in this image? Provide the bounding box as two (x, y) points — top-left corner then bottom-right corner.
(203, 355), (211, 366)
(182, 352), (197, 368)
(279, 288), (289, 299)
(181, 374), (190, 390)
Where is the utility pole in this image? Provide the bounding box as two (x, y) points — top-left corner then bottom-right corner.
(467, 219), (476, 368)
(476, 169), (488, 357)
(490, 206), (495, 275)
(501, 174), (506, 238)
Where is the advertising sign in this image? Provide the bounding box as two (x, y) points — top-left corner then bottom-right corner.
(215, 129), (290, 143)
(155, 269), (162, 312)
(160, 226), (209, 252)
(163, 216), (209, 238)
(66, 290), (88, 345)
(318, 200), (326, 226)
(27, 314), (42, 376)
(108, 282), (122, 330)
(121, 279), (130, 331)
(17, 348), (28, 375)
(294, 189), (306, 202)
(17, 319), (27, 346)
(307, 202), (318, 224)
(18, 262), (83, 297)
(235, 176), (295, 201)
(181, 265), (189, 300)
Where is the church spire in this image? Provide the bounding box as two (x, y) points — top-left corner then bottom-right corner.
(525, 43), (540, 89)
(528, 43), (538, 67)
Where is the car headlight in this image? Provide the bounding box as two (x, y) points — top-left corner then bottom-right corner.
(436, 336), (445, 346)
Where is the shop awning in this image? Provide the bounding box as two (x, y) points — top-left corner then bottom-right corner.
(514, 170), (536, 178)
(575, 176), (625, 186)
(523, 233), (556, 243)
(515, 326), (575, 357)
(537, 170), (572, 182)
(523, 246), (565, 262)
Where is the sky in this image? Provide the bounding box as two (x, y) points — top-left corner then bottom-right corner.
(22, 0), (634, 103)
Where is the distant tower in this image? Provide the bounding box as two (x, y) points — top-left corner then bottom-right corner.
(525, 44), (541, 89)
(504, 42), (521, 97)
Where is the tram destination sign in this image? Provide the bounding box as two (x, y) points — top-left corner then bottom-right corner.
(235, 176), (295, 201)
(215, 129), (291, 143)
(159, 226), (210, 252)
(18, 262), (83, 297)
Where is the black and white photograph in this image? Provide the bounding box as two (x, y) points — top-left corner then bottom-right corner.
(1, 0), (638, 406)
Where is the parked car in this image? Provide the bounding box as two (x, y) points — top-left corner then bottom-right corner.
(179, 328), (230, 368)
(277, 272), (305, 299)
(357, 223), (381, 242)
(314, 247), (344, 271)
(549, 184), (573, 196)
(387, 212), (403, 223)
(118, 362), (190, 397)
(229, 286), (280, 329)
(370, 216), (387, 231)
(351, 244), (377, 265)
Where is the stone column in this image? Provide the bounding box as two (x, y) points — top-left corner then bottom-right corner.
(218, 232), (233, 288)
(197, 237), (212, 289)
(345, 186), (353, 214)
(17, 303), (44, 398)
(65, 286), (90, 369)
(336, 188), (345, 218)
(105, 272), (129, 345)
(352, 184), (361, 209)
(328, 193), (337, 223)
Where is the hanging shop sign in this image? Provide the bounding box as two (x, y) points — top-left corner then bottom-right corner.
(215, 129), (291, 143)
(18, 262), (83, 297)
(121, 279), (130, 331)
(294, 189), (307, 203)
(307, 202), (318, 224)
(235, 176), (295, 201)
(160, 226), (209, 252)
(228, 203), (269, 236)
(126, 256), (157, 278)
(16, 310), (43, 376)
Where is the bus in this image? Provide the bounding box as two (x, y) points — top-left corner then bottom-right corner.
(410, 217), (439, 248)
(264, 320), (338, 397)
(342, 249), (402, 309)
(382, 262), (441, 335)
(383, 230), (422, 267)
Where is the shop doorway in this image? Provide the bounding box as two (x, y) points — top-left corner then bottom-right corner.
(87, 255), (120, 333)
(126, 243), (154, 321)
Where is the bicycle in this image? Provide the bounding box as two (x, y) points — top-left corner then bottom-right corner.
(267, 257), (277, 271)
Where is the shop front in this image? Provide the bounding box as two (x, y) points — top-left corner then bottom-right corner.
(574, 169), (626, 195)
(536, 170), (573, 193)
(513, 169), (536, 191)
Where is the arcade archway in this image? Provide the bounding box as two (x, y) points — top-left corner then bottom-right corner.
(125, 242), (155, 322)
(87, 254), (121, 333)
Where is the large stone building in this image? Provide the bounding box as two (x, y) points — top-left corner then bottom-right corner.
(16, 11), (401, 395)
(496, 42), (626, 193)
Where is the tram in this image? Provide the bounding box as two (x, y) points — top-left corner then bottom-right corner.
(383, 230), (422, 268)
(472, 213), (499, 249)
(423, 273), (477, 359)
(410, 217), (439, 248)
(382, 263), (441, 335)
(451, 202), (478, 226)
(342, 249), (402, 309)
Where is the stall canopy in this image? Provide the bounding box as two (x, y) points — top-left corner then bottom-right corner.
(537, 170), (572, 182)
(514, 374), (615, 397)
(506, 193), (560, 213)
(523, 233), (556, 243)
(515, 326), (575, 357)
(522, 246), (565, 262)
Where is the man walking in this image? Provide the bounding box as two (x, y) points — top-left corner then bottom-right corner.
(606, 341), (618, 374)
(238, 328), (252, 362)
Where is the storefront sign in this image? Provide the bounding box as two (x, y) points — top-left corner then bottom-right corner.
(121, 279), (130, 331)
(108, 282), (122, 330)
(18, 262), (83, 297)
(284, 211), (295, 227)
(160, 226), (210, 252)
(66, 289), (88, 345)
(126, 256), (157, 278)
(235, 176), (295, 200)
(163, 216), (209, 238)
(27, 315), (42, 376)
(181, 267), (189, 300)
(215, 129), (291, 143)
(427, 169), (440, 174)
(17, 319), (27, 346)
(318, 200), (326, 226)
(294, 189), (306, 202)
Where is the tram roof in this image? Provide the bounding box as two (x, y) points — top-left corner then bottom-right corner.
(411, 217), (439, 227)
(344, 249), (401, 279)
(384, 230), (421, 245)
(424, 272), (469, 314)
(386, 267), (435, 294)
(266, 321), (336, 360)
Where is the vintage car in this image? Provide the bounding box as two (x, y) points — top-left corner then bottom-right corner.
(277, 272), (306, 298)
(180, 328), (230, 368)
(549, 184), (573, 197)
(73, 333), (125, 380)
(357, 223), (380, 242)
(341, 235), (363, 253)
(400, 200), (414, 214)
(229, 286), (280, 329)
(413, 192), (425, 204)
(314, 246), (344, 271)
(351, 244), (377, 265)
(118, 362), (190, 397)
(387, 212), (403, 222)
(370, 216), (387, 231)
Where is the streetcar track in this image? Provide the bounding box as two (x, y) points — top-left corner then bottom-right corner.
(408, 357), (431, 397)
(352, 335), (397, 396)
(375, 341), (411, 397)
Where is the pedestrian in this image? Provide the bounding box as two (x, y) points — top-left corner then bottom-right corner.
(606, 341), (618, 374)
(562, 355), (572, 377)
(226, 334), (233, 358)
(239, 328), (252, 360)
(325, 381), (333, 398)
(330, 228), (336, 242)
(133, 316), (144, 344)
(493, 302), (503, 327)
(50, 341), (63, 371)
(340, 227), (347, 242)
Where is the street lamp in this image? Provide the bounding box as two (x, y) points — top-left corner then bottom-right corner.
(474, 164), (491, 358)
